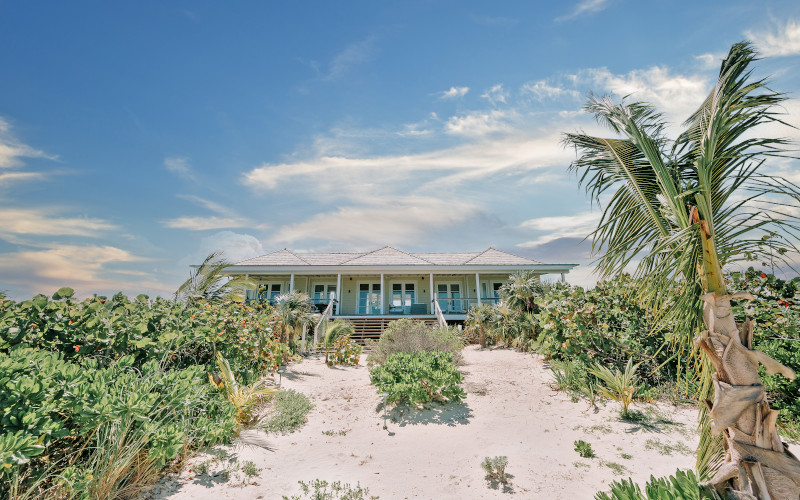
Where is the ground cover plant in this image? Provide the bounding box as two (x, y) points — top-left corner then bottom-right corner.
(369, 351), (465, 406)
(282, 479), (379, 500)
(367, 319), (463, 366)
(595, 469), (718, 500)
(262, 389), (314, 434)
(0, 285), (290, 499)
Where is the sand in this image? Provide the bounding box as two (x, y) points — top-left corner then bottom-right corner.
(148, 345), (699, 499)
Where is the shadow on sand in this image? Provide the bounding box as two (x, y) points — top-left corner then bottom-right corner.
(378, 400), (474, 428)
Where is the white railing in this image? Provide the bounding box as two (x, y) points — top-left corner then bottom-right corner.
(312, 297), (336, 351)
(433, 298), (447, 327)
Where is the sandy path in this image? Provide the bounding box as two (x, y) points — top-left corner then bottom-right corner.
(149, 346), (698, 499)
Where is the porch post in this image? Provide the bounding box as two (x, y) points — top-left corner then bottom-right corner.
(289, 273), (295, 293)
(476, 272), (481, 305)
(380, 273), (385, 314)
(336, 273), (342, 315)
(561, 272), (565, 283)
(429, 273), (434, 314)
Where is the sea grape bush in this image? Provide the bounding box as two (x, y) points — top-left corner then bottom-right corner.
(327, 334), (362, 366)
(369, 351), (465, 406)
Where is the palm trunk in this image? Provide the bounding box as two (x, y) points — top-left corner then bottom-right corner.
(695, 219), (800, 499)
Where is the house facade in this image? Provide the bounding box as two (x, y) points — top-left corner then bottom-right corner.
(223, 247), (577, 323)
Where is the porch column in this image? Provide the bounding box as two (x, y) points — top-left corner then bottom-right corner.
(380, 273), (385, 314)
(289, 273), (295, 293)
(245, 274), (250, 300)
(561, 272), (565, 283)
(476, 272), (481, 305)
(429, 273), (434, 314)
(336, 273), (342, 315)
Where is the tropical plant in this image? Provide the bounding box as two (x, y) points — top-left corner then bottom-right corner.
(327, 335), (362, 366)
(211, 352), (278, 425)
(322, 319), (354, 364)
(367, 319), (463, 366)
(595, 469), (720, 500)
(481, 456), (510, 485)
(499, 270), (544, 313)
(564, 42), (800, 496)
(575, 440), (596, 458)
(261, 389), (314, 435)
(273, 291), (314, 352)
(369, 351), (466, 406)
(590, 359), (641, 418)
(175, 251), (254, 306)
(465, 303), (496, 348)
(283, 479), (379, 500)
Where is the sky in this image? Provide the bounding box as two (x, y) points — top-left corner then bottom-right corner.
(1, 0), (799, 299)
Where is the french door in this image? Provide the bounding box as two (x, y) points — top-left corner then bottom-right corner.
(358, 282), (381, 314)
(437, 283), (463, 313)
(311, 283), (337, 311)
(391, 282), (416, 313)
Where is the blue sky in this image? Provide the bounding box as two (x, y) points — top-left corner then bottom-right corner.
(1, 0), (799, 299)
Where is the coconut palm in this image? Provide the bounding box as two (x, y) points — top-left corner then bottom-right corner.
(564, 42), (800, 498)
(273, 291), (314, 350)
(175, 251), (254, 306)
(322, 319), (355, 364)
(465, 302), (496, 348)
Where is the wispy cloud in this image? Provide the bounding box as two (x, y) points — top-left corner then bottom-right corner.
(0, 117), (57, 169)
(522, 80), (581, 101)
(556, 0), (611, 22)
(324, 36), (379, 81)
(481, 84), (508, 105)
(440, 86), (469, 99)
(0, 171), (44, 186)
(746, 19), (800, 57)
(445, 110), (514, 137)
(518, 211), (602, 247)
(162, 195), (260, 231)
(164, 156), (196, 181)
(0, 207), (117, 237)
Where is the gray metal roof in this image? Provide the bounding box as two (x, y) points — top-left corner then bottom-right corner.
(235, 246), (543, 267)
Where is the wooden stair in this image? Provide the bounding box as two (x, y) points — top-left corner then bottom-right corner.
(348, 317), (439, 349)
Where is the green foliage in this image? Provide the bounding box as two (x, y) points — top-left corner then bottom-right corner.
(481, 456), (509, 485)
(323, 319), (354, 364)
(211, 352), (278, 425)
(594, 469), (720, 500)
(283, 479), (379, 500)
(367, 319), (463, 367)
(262, 389), (314, 434)
(574, 440), (595, 458)
(590, 359), (641, 418)
(369, 351), (466, 406)
(327, 335), (362, 366)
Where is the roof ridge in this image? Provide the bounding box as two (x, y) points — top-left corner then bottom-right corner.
(464, 247), (492, 264)
(390, 246), (434, 264)
(285, 248), (310, 265)
(338, 247), (375, 264)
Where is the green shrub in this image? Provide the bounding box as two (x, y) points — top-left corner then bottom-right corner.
(574, 440), (595, 458)
(481, 456), (509, 485)
(366, 319), (463, 367)
(369, 351), (465, 406)
(262, 390), (314, 434)
(590, 358), (641, 418)
(594, 469), (719, 500)
(283, 479), (378, 500)
(327, 335), (362, 366)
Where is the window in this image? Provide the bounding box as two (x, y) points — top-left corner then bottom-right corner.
(391, 283), (416, 313)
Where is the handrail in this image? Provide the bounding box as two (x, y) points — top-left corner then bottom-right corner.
(433, 298), (446, 328)
(313, 297), (336, 350)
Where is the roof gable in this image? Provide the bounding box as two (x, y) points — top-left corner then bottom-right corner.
(236, 249), (309, 266)
(341, 246), (432, 266)
(465, 248), (541, 265)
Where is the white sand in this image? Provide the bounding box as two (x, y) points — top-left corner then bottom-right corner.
(149, 346), (699, 499)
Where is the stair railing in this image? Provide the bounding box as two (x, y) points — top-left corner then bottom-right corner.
(433, 298), (446, 327)
(313, 297), (336, 351)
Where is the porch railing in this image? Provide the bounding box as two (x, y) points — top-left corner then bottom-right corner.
(433, 299), (447, 327)
(434, 297), (500, 313)
(312, 297), (336, 350)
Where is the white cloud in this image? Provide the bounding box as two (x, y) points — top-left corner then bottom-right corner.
(188, 231), (265, 265)
(0, 171), (44, 186)
(695, 53), (721, 70)
(522, 80), (581, 101)
(444, 110), (514, 137)
(0, 207), (117, 237)
(162, 216), (250, 231)
(582, 66), (709, 125)
(272, 197), (479, 247)
(440, 86), (469, 99)
(481, 84), (508, 105)
(164, 156), (195, 181)
(517, 211), (602, 247)
(746, 19), (800, 57)
(556, 0), (611, 22)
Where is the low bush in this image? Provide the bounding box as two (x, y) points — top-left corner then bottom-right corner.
(327, 335), (362, 366)
(283, 479), (379, 500)
(366, 319), (463, 367)
(594, 469), (719, 500)
(590, 358), (641, 418)
(481, 456), (509, 485)
(262, 390), (314, 434)
(369, 351), (465, 406)
(574, 440), (595, 458)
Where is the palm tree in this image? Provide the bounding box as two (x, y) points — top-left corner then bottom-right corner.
(322, 319), (354, 364)
(564, 42), (800, 498)
(465, 303), (496, 348)
(499, 271), (544, 313)
(273, 291), (314, 351)
(175, 251), (254, 306)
